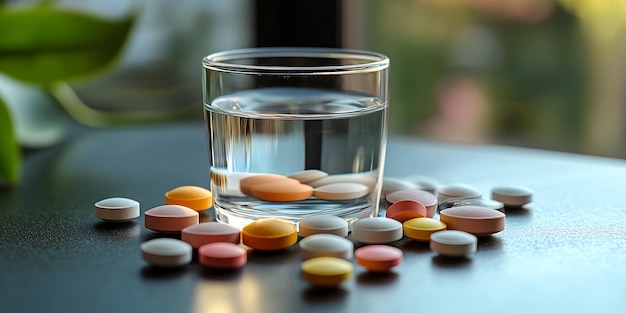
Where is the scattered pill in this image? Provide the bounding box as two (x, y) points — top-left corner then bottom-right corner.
(386, 188), (438, 217)
(141, 238), (192, 267)
(94, 197), (140, 222)
(198, 242), (247, 269)
(288, 169), (328, 183)
(239, 174), (299, 196)
(385, 200), (427, 223)
(144, 205), (199, 233)
(313, 182), (369, 201)
(438, 198), (505, 214)
(355, 245), (403, 272)
(430, 230), (477, 257)
(242, 218), (298, 250)
(299, 215), (349, 237)
(437, 184), (481, 203)
(165, 185), (212, 212)
(299, 234), (354, 260)
(403, 217), (447, 242)
(382, 177), (417, 197)
(439, 206), (505, 236)
(250, 181), (314, 202)
(301, 257), (353, 287)
(181, 222), (241, 248)
(491, 185), (533, 207)
(352, 217), (403, 244)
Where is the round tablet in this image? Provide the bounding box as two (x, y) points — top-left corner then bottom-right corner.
(403, 217), (447, 241)
(250, 182), (313, 202)
(385, 200), (428, 223)
(307, 173), (376, 191)
(242, 218), (298, 250)
(301, 257), (353, 287)
(313, 182), (369, 201)
(439, 206), (505, 236)
(299, 234), (354, 260)
(386, 188), (438, 217)
(198, 242), (247, 269)
(141, 238), (192, 267)
(288, 169), (328, 183)
(430, 230), (477, 257)
(299, 215), (349, 238)
(144, 205), (199, 233)
(181, 222), (241, 248)
(402, 175), (439, 194)
(491, 185), (533, 207)
(351, 217), (403, 244)
(382, 177), (417, 197)
(94, 197), (140, 222)
(165, 185), (212, 212)
(239, 174), (298, 196)
(355, 245), (403, 272)
(438, 198), (505, 214)
(437, 184), (481, 203)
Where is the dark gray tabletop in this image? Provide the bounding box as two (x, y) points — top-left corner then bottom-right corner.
(1, 122), (625, 313)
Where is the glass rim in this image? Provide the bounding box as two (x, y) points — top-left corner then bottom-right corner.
(202, 47), (389, 75)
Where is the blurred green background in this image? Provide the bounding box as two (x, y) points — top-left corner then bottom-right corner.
(2, 0), (626, 185)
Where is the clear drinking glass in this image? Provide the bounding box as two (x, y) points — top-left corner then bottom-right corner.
(202, 47), (389, 228)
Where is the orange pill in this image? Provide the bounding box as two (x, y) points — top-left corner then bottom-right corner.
(242, 218), (298, 250)
(439, 205), (505, 237)
(239, 174), (299, 195)
(250, 182), (314, 202)
(165, 185), (212, 212)
(144, 205), (199, 233)
(385, 200), (427, 223)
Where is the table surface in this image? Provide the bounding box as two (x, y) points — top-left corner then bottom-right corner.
(1, 122), (625, 313)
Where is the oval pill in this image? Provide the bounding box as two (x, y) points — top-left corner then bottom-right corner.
(95, 197), (140, 222)
(198, 242), (247, 269)
(351, 217), (403, 244)
(307, 173), (376, 191)
(299, 215), (349, 238)
(301, 257), (353, 287)
(439, 206), (505, 236)
(385, 200), (428, 223)
(313, 182), (369, 201)
(403, 217), (447, 242)
(491, 185), (533, 207)
(250, 182), (313, 202)
(144, 205), (199, 233)
(165, 185), (212, 212)
(355, 245), (403, 272)
(299, 234), (354, 260)
(386, 188), (438, 217)
(141, 238), (192, 267)
(437, 184), (481, 203)
(438, 198), (505, 214)
(181, 222), (241, 248)
(242, 218), (298, 250)
(288, 169), (328, 183)
(430, 230), (477, 257)
(239, 174), (298, 196)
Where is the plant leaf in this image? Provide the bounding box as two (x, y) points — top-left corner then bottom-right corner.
(0, 95), (20, 186)
(0, 7), (134, 85)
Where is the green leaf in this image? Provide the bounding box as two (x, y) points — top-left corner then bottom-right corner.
(0, 7), (134, 85)
(0, 95), (20, 186)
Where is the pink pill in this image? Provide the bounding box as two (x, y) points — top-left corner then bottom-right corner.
(144, 205), (199, 233)
(439, 205), (505, 237)
(198, 242), (247, 269)
(385, 200), (427, 223)
(181, 222), (241, 248)
(386, 189), (438, 217)
(355, 245), (403, 272)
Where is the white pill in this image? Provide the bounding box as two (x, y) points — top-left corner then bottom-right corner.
(402, 175), (439, 194)
(382, 177), (417, 197)
(437, 184), (481, 203)
(307, 173), (376, 191)
(314, 182), (370, 201)
(491, 185), (533, 207)
(95, 197), (140, 222)
(438, 198), (505, 214)
(430, 230), (477, 257)
(141, 238), (192, 267)
(288, 169), (328, 183)
(352, 217), (403, 244)
(299, 234), (354, 260)
(299, 215), (349, 237)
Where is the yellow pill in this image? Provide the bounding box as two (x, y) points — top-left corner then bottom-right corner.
(242, 218), (298, 251)
(165, 185), (213, 212)
(403, 217), (447, 242)
(301, 257), (353, 287)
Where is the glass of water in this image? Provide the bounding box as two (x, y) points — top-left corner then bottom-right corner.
(202, 47), (389, 228)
